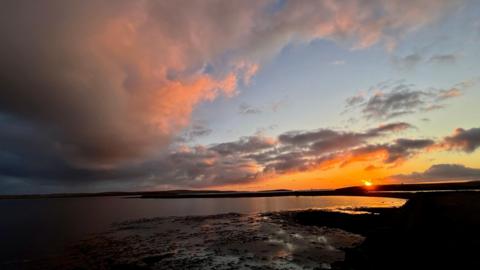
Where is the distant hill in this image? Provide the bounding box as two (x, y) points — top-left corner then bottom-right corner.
(2, 180), (480, 200)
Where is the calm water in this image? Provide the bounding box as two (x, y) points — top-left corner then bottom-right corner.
(0, 196), (405, 262)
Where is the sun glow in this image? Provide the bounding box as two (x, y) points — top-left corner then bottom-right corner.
(363, 180), (373, 187)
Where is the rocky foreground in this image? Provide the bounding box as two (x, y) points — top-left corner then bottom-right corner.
(22, 211), (368, 270)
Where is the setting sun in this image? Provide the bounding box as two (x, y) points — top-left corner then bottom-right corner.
(363, 180), (373, 187)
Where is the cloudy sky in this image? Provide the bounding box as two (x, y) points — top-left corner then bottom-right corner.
(1, 0), (480, 194)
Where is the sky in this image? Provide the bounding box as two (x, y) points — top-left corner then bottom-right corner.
(1, 0), (480, 194)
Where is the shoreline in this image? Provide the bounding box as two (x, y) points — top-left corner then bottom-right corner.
(2, 180), (480, 200)
(3, 191), (479, 269)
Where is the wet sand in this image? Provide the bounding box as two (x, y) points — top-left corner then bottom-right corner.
(20, 210), (369, 270)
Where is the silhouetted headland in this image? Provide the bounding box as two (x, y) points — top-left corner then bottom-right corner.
(291, 191), (480, 270)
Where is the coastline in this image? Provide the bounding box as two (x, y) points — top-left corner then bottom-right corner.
(3, 180), (480, 200)
(2, 188), (480, 269)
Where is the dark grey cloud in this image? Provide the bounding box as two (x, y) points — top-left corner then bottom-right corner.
(178, 124), (213, 142)
(428, 53), (459, 64)
(391, 164), (480, 182)
(238, 103), (262, 115)
(345, 80), (471, 120)
(279, 129), (340, 146)
(309, 123), (414, 155)
(238, 98), (289, 115)
(393, 52), (459, 69)
(2, 121), (479, 194)
(383, 138), (435, 163)
(310, 133), (372, 154)
(260, 122), (416, 173)
(368, 122), (414, 135)
(211, 135), (276, 155)
(346, 138), (434, 165)
(363, 90), (426, 119)
(345, 95), (365, 107)
(264, 151), (312, 174)
(391, 35), (458, 70)
(0, 114), (155, 190)
(0, 121), (417, 193)
(155, 146), (261, 187)
(392, 53), (423, 70)
(189, 125), (212, 138)
(265, 136), (433, 174)
(279, 122), (412, 148)
(441, 127), (480, 153)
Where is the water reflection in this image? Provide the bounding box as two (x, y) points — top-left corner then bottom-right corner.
(56, 213), (365, 270)
(0, 196), (405, 262)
